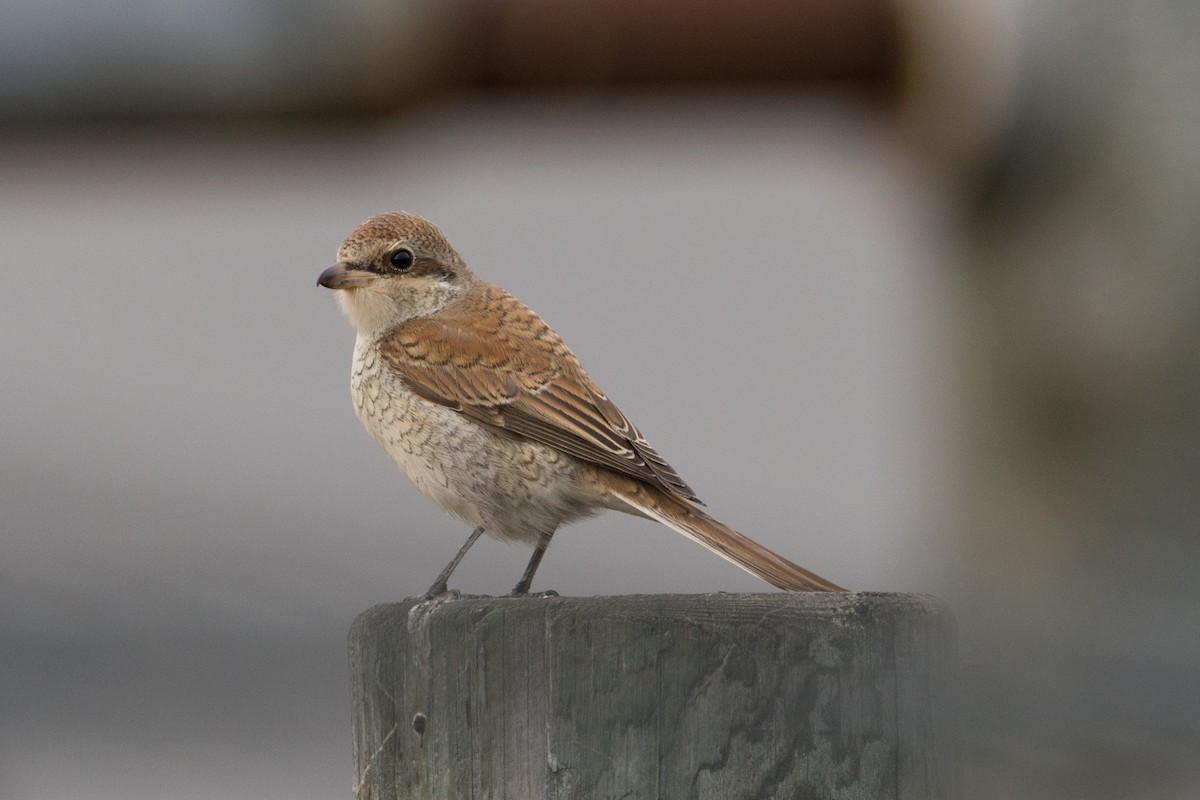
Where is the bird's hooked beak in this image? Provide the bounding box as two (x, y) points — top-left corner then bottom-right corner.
(317, 261), (375, 290)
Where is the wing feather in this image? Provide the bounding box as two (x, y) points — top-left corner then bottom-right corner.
(377, 283), (700, 503)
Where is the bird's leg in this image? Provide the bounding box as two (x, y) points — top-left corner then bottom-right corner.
(422, 526), (484, 599)
(510, 531), (557, 596)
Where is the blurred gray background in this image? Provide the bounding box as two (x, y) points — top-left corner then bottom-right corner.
(2, 1), (1198, 799)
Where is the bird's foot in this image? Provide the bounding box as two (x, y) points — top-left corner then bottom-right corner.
(507, 586), (559, 598)
(418, 583), (460, 602)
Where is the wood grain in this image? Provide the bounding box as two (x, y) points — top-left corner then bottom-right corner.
(349, 593), (958, 799)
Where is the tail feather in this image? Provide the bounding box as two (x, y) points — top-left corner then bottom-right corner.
(610, 482), (846, 592)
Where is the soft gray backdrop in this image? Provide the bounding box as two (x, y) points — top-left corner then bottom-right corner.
(1, 96), (953, 799)
(8, 1), (1200, 797)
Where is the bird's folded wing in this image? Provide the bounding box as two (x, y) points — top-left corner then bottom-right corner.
(377, 288), (699, 502)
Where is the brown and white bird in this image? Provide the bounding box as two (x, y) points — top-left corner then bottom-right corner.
(318, 212), (844, 595)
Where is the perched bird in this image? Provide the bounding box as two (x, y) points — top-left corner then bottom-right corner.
(318, 212), (844, 595)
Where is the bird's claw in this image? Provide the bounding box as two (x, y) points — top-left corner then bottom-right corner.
(508, 588), (559, 598)
(418, 584), (460, 602)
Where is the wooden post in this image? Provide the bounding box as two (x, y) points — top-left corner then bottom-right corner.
(349, 593), (957, 799)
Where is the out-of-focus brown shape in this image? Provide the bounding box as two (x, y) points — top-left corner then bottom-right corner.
(454, 0), (899, 92)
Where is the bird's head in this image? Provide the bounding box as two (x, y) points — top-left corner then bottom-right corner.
(318, 212), (476, 335)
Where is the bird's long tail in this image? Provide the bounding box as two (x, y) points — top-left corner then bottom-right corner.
(606, 479), (846, 592)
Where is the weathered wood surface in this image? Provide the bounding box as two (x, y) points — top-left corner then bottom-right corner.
(349, 593), (957, 800)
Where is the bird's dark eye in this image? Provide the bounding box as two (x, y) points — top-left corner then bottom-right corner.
(388, 248), (414, 271)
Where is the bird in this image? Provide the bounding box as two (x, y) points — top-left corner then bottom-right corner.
(318, 212), (845, 595)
